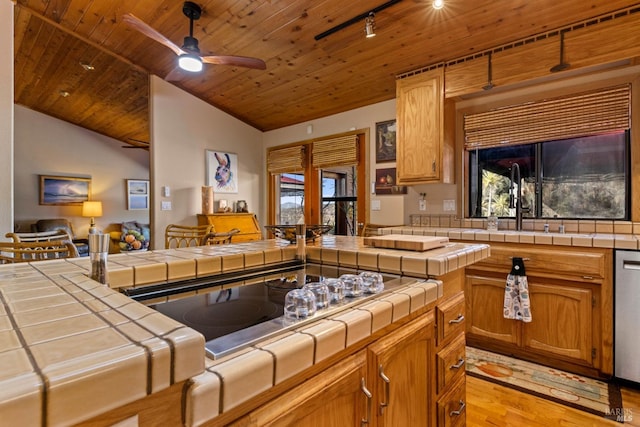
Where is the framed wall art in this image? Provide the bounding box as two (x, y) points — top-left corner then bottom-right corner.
(375, 119), (397, 163)
(206, 150), (238, 194)
(375, 167), (407, 195)
(127, 179), (149, 210)
(39, 175), (91, 205)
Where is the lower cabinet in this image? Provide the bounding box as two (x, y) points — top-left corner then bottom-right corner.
(466, 272), (598, 372)
(228, 351), (368, 426)
(367, 311), (435, 427)
(231, 310), (450, 426)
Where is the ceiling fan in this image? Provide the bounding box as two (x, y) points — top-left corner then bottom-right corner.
(123, 1), (266, 74)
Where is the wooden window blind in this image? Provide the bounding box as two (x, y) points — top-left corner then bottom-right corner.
(464, 84), (631, 150)
(311, 135), (359, 169)
(267, 145), (306, 174)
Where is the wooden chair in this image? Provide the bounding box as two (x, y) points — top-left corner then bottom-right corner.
(0, 240), (79, 263)
(165, 224), (214, 249)
(6, 230), (73, 244)
(203, 228), (241, 245)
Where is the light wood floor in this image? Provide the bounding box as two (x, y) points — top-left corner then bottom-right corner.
(467, 376), (640, 426)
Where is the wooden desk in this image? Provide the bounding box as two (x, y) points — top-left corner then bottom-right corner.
(197, 213), (262, 242)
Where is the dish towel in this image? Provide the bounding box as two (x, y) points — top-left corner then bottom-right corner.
(503, 257), (532, 322)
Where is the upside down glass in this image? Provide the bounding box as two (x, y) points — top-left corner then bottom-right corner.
(303, 282), (331, 309)
(284, 288), (317, 320)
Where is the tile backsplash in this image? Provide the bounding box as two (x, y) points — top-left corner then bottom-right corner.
(408, 214), (639, 235)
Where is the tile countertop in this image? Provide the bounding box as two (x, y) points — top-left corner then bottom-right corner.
(378, 226), (640, 250)
(0, 237), (490, 427)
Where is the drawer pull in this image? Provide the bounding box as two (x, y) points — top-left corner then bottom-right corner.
(582, 275), (594, 280)
(361, 378), (372, 426)
(449, 400), (466, 416)
(448, 314), (465, 324)
(378, 365), (391, 415)
(450, 358), (465, 369)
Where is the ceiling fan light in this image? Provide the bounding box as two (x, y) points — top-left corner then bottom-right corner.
(433, 0), (444, 9)
(178, 53), (203, 72)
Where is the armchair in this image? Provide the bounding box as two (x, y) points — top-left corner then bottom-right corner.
(31, 219), (89, 256)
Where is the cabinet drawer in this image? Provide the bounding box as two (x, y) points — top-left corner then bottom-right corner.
(437, 376), (466, 427)
(470, 243), (608, 282)
(436, 334), (466, 394)
(437, 292), (465, 346)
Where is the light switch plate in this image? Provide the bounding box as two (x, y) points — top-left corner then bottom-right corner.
(419, 200), (427, 211)
(371, 200), (381, 211)
(162, 186), (171, 197)
(161, 201), (172, 211)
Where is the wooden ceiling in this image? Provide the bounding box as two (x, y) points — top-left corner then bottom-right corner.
(13, 0), (640, 148)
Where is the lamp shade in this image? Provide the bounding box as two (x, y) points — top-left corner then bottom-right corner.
(82, 201), (103, 218)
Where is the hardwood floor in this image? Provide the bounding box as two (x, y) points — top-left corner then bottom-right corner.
(467, 376), (640, 426)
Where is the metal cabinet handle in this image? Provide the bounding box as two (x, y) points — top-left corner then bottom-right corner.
(361, 378), (372, 426)
(448, 314), (465, 324)
(379, 364), (390, 415)
(432, 160), (436, 172)
(449, 400), (466, 416)
(450, 358), (465, 369)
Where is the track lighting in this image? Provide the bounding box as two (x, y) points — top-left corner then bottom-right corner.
(433, 0), (444, 9)
(365, 12), (376, 38)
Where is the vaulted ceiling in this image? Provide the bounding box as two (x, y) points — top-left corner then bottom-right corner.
(13, 0), (640, 149)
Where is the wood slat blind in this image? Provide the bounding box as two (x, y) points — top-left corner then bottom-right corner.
(267, 145), (306, 174)
(311, 135), (359, 169)
(464, 85), (631, 150)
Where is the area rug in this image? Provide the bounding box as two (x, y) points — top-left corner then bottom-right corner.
(466, 346), (624, 422)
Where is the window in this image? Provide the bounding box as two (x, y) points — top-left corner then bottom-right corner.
(469, 131), (629, 219)
(276, 173), (305, 225)
(321, 167), (357, 236)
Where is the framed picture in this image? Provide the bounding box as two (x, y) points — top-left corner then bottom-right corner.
(39, 175), (91, 205)
(375, 119), (397, 163)
(206, 150), (238, 194)
(375, 168), (407, 195)
(127, 179), (149, 210)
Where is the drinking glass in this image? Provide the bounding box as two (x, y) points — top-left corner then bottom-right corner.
(322, 278), (345, 305)
(359, 271), (384, 294)
(303, 282), (331, 309)
(339, 274), (364, 298)
(284, 288), (317, 320)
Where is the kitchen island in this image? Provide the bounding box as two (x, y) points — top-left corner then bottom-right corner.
(0, 236), (489, 427)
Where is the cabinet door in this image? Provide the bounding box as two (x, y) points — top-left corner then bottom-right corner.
(396, 68), (444, 184)
(230, 352), (368, 427)
(367, 312), (435, 427)
(523, 282), (593, 366)
(465, 275), (520, 345)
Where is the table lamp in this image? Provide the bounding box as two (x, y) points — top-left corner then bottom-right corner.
(82, 201), (103, 234)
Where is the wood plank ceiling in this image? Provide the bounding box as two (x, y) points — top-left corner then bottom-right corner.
(13, 0), (640, 148)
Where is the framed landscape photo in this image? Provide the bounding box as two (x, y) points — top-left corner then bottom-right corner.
(206, 150), (238, 194)
(39, 175), (91, 205)
(375, 119), (397, 163)
(127, 179), (149, 210)
(375, 167), (407, 195)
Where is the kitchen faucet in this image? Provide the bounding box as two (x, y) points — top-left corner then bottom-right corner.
(509, 162), (530, 231)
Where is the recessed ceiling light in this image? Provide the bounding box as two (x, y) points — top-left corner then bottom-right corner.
(80, 62), (95, 71)
(433, 0), (444, 9)
(59, 90), (70, 97)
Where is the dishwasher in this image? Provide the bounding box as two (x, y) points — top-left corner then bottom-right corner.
(615, 249), (640, 384)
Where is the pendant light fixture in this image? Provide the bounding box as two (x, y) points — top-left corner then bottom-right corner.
(433, 0), (444, 9)
(482, 52), (495, 90)
(365, 12), (376, 38)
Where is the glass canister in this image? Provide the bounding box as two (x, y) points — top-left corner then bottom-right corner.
(89, 233), (110, 285)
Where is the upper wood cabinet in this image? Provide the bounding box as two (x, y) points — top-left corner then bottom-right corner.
(396, 68), (454, 185)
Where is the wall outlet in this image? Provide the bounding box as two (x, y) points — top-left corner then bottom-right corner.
(371, 200), (381, 211)
(161, 201), (172, 211)
(162, 186), (171, 197)
(443, 200), (456, 211)
(419, 200), (427, 211)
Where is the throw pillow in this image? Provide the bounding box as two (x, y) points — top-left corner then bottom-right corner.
(119, 222), (150, 251)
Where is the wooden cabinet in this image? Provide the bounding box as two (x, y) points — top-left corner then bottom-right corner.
(464, 242), (612, 377)
(396, 68), (454, 185)
(229, 351), (368, 426)
(367, 312), (435, 427)
(197, 213), (262, 242)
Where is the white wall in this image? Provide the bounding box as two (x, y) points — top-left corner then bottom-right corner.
(150, 76), (263, 249)
(0, 0), (14, 237)
(14, 106), (149, 236)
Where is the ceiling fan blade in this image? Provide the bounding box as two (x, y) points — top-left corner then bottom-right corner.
(201, 55), (266, 70)
(123, 13), (185, 57)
